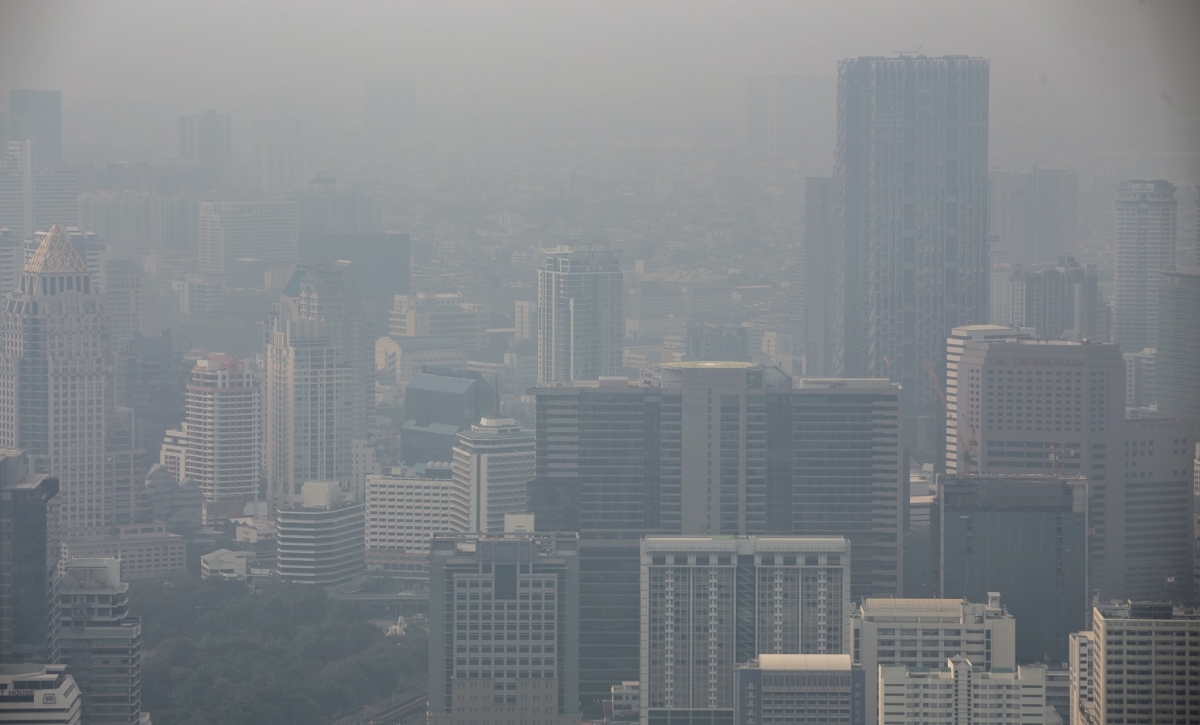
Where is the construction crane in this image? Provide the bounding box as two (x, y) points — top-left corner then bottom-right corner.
(926, 359), (976, 474)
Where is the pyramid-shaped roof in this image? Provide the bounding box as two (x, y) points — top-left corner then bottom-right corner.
(24, 224), (90, 275)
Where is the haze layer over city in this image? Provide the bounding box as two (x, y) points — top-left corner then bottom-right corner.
(0, 2), (1198, 725)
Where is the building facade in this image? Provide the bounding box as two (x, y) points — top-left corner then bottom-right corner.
(640, 537), (851, 725)
(1113, 180), (1177, 352)
(834, 56), (991, 430)
(537, 244), (623, 385)
(275, 482), (365, 587)
(879, 655), (1046, 725)
(452, 418), (535, 533)
(1156, 269), (1200, 439)
(852, 594), (1017, 725)
(365, 469), (468, 558)
(197, 199), (297, 274)
(0, 664), (80, 725)
(0, 450), (57, 664)
(427, 533), (581, 725)
(733, 654), (864, 725)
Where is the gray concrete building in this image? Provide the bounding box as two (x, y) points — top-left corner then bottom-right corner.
(1113, 180), (1177, 353)
(536, 244), (623, 385)
(1156, 269), (1200, 438)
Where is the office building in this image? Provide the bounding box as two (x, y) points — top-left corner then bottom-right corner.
(833, 56), (990, 433)
(792, 379), (905, 599)
(537, 244), (623, 385)
(879, 655), (1047, 725)
(453, 418), (535, 533)
(427, 533), (581, 725)
(801, 176), (834, 376)
(935, 474), (1088, 664)
(995, 257), (1108, 341)
(0, 664), (80, 724)
(0, 451), (58, 664)
(990, 167), (1079, 266)
(1124, 348), (1156, 409)
(365, 468), (468, 560)
(165, 354), (261, 525)
(9, 90), (62, 162)
(401, 372), (494, 464)
(0, 141), (77, 239)
(1070, 601), (1200, 725)
(265, 264), (371, 509)
(853, 594), (1017, 725)
(390, 293), (485, 355)
(733, 655), (863, 725)
(640, 537), (851, 725)
(1156, 269), (1200, 438)
(116, 332), (187, 464)
(197, 199), (298, 274)
(944, 324), (1030, 473)
(949, 336), (1195, 601)
(1113, 181), (1177, 352)
(275, 482), (365, 586)
(51, 558), (146, 725)
(0, 226), (137, 539)
(179, 110), (231, 186)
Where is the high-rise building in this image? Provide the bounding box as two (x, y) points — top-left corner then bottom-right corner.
(833, 56), (990, 431)
(0, 141), (78, 239)
(0, 226), (134, 539)
(733, 655), (864, 725)
(163, 354), (261, 525)
(1113, 180), (1177, 352)
(1156, 269), (1200, 438)
(453, 418), (535, 533)
(104, 259), (147, 354)
(948, 335), (1195, 602)
(77, 191), (199, 254)
(9, 90), (62, 162)
(1069, 601), (1200, 725)
(51, 558), (147, 725)
(792, 379), (905, 599)
(879, 655), (1047, 725)
(989, 167), (1079, 266)
(179, 110), (231, 185)
(801, 176), (834, 376)
(1123, 347), (1157, 410)
(640, 537), (851, 725)
(0, 450), (58, 664)
(944, 324), (1030, 473)
(365, 467), (468, 564)
(390, 293), (485, 355)
(537, 244), (623, 385)
(935, 474), (1088, 664)
(197, 199), (298, 275)
(0, 664), (81, 724)
(116, 331), (187, 465)
(852, 594), (1017, 725)
(427, 533), (581, 725)
(275, 482), (365, 586)
(265, 263), (371, 509)
(995, 257), (1107, 341)
(514, 300), (535, 342)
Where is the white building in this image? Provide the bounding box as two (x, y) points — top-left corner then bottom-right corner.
(944, 324), (1030, 473)
(452, 417), (535, 533)
(364, 469), (468, 558)
(879, 655), (1047, 725)
(162, 354), (261, 524)
(276, 481), (365, 587)
(640, 536), (851, 725)
(853, 594), (1017, 725)
(200, 549), (252, 580)
(733, 654), (862, 725)
(537, 244), (623, 385)
(0, 664), (82, 724)
(389, 292), (485, 355)
(198, 199), (297, 275)
(1070, 601), (1200, 725)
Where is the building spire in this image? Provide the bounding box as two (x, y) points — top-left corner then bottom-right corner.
(23, 223), (90, 275)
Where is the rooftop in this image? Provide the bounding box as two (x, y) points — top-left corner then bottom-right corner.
(751, 654), (852, 671)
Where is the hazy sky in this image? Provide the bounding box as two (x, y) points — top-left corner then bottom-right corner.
(2, 0), (1197, 177)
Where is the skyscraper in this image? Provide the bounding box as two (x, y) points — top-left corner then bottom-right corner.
(197, 199), (298, 274)
(0, 450), (58, 664)
(994, 257), (1107, 341)
(801, 176), (834, 376)
(1156, 269), (1200, 438)
(834, 56), (990, 434)
(0, 226), (130, 539)
(264, 263), (371, 509)
(1113, 180), (1177, 352)
(9, 90), (62, 162)
(427, 533), (581, 725)
(537, 244), (623, 385)
(640, 537), (851, 725)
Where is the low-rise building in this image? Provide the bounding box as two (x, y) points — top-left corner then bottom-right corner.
(63, 522), (186, 581)
(200, 549), (252, 580)
(879, 655), (1046, 725)
(734, 654), (864, 725)
(0, 664), (81, 724)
